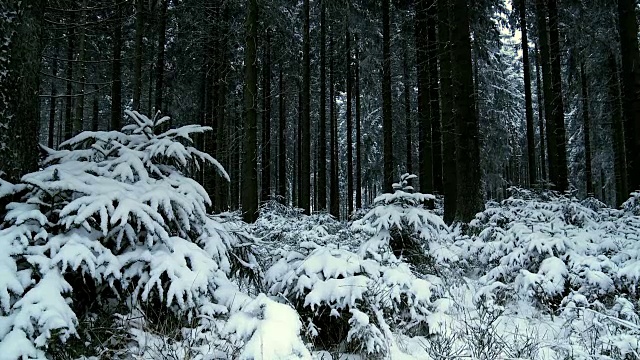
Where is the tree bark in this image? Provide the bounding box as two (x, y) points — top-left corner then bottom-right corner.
(261, 31), (272, 203)
(451, 0), (483, 222)
(382, 0), (394, 192)
(300, 0), (311, 213)
(346, 19), (354, 215)
(535, 0), (557, 189)
(278, 66), (287, 204)
(65, 25), (74, 139)
(427, 0), (442, 194)
(318, 0), (327, 210)
(520, 0), (536, 187)
(617, 0), (640, 192)
(48, 51), (57, 148)
(404, 42), (412, 175)
(438, 0), (456, 223)
(133, 0), (144, 110)
(535, 45), (547, 183)
(242, 0), (259, 223)
(581, 63), (593, 196)
(111, 0), (122, 131)
(355, 33), (362, 209)
(547, 0), (568, 191)
(608, 53), (628, 205)
(154, 0), (168, 114)
(73, 0), (87, 136)
(416, 0), (432, 193)
(329, 34), (340, 217)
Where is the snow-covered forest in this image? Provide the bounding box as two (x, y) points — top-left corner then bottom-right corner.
(1, 0), (640, 358)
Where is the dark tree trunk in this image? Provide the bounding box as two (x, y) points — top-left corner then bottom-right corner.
(451, 0), (483, 222)
(416, 0), (432, 193)
(111, 0), (123, 131)
(427, 0), (442, 194)
(65, 26), (74, 139)
(346, 20), (354, 215)
(547, 0), (568, 191)
(535, 46), (547, 183)
(242, 0), (259, 223)
(154, 0), (168, 114)
(608, 53), (628, 205)
(278, 67), (287, 204)
(297, 83), (303, 207)
(48, 52), (57, 148)
(617, 0), (640, 191)
(404, 42), (412, 174)
(520, 0), (536, 187)
(133, 0), (144, 110)
(318, 0), (327, 211)
(581, 63), (593, 196)
(300, 0), (311, 214)
(73, 0), (87, 136)
(92, 85), (99, 131)
(0, 0), (44, 181)
(355, 33), (363, 209)
(438, 0), (456, 223)
(382, 0), (394, 192)
(261, 31), (272, 203)
(329, 35), (340, 218)
(535, 0), (557, 188)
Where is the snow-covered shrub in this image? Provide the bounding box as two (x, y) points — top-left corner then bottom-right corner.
(352, 173), (453, 274)
(0, 111), (245, 357)
(459, 189), (640, 359)
(622, 191), (640, 216)
(264, 240), (445, 356)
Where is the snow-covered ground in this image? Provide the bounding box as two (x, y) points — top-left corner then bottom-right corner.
(1, 117), (638, 359)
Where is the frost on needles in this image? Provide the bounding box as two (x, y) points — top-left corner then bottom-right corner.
(0, 111), (241, 358)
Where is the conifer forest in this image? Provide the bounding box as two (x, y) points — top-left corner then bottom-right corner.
(1, 0), (640, 358)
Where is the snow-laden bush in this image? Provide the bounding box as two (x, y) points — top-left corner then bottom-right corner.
(456, 192), (640, 358)
(264, 241), (444, 356)
(0, 111), (249, 358)
(622, 191), (640, 216)
(351, 173), (455, 274)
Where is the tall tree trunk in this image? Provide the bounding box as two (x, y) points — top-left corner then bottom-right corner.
(0, 0), (44, 181)
(329, 34), (340, 218)
(111, 0), (122, 131)
(438, 0), (456, 223)
(427, 0), (442, 194)
(346, 19), (354, 215)
(92, 85), (99, 131)
(547, 0), (568, 191)
(535, 45), (547, 183)
(318, 0), (327, 210)
(581, 62), (593, 196)
(278, 66), (287, 204)
(416, 0), (432, 193)
(297, 82), (303, 207)
(382, 0), (394, 192)
(261, 31), (272, 203)
(617, 0), (640, 191)
(242, 0), (259, 223)
(48, 52), (57, 148)
(65, 26), (74, 139)
(520, 0), (536, 187)
(73, 0), (87, 135)
(154, 0), (168, 114)
(535, 0), (556, 188)
(300, 0), (311, 214)
(608, 53), (628, 205)
(404, 42), (412, 174)
(355, 33), (363, 209)
(451, 0), (483, 222)
(133, 0), (144, 110)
